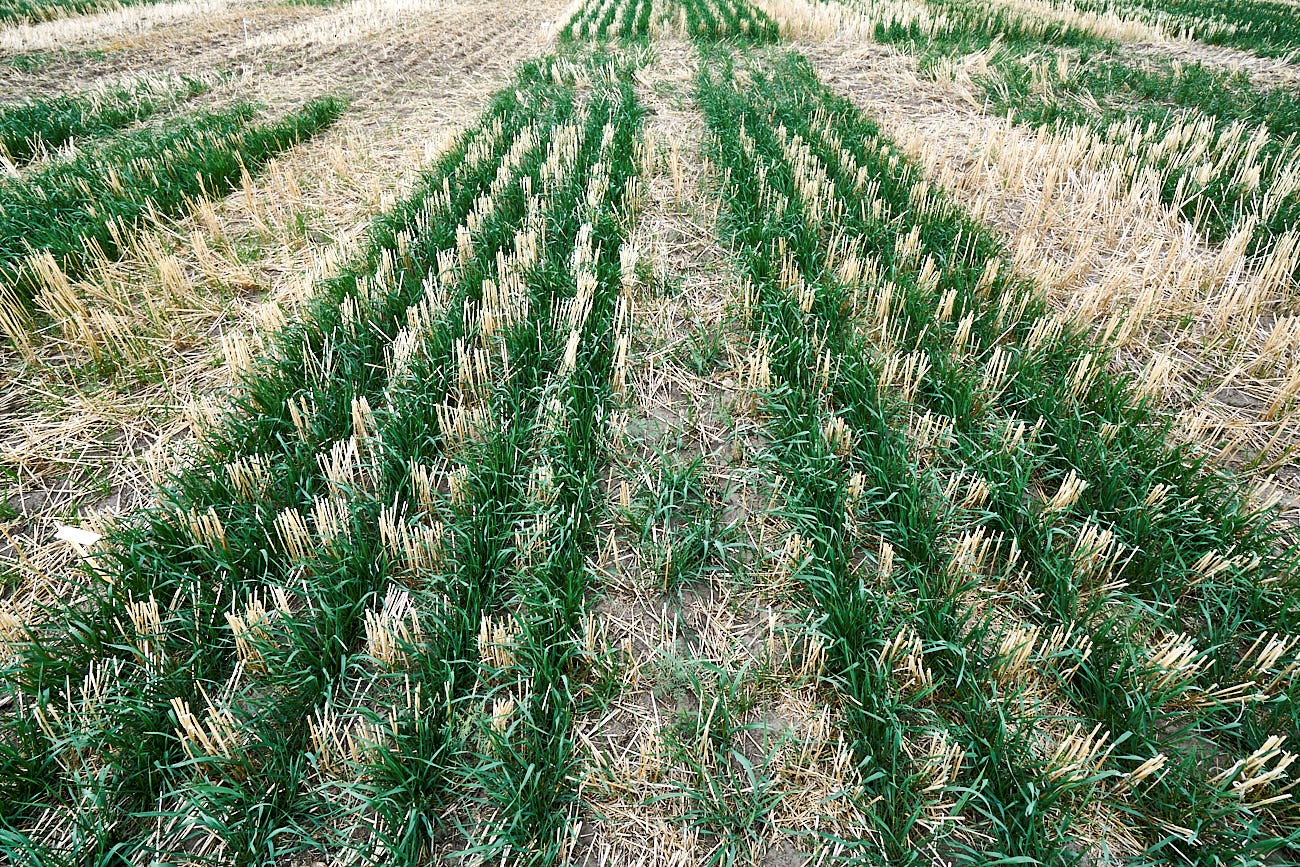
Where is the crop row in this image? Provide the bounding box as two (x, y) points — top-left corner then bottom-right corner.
(978, 47), (1300, 255)
(851, 0), (1300, 269)
(700, 47), (1298, 860)
(0, 51), (644, 865)
(561, 0), (780, 43)
(0, 73), (212, 168)
(881, 0), (1300, 59)
(1065, 0), (1300, 60)
(1, 0), (165, 26)
(0, 96), (343, 314)
(1, 0), (1297, 861)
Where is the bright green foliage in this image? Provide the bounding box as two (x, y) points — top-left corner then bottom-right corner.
(699, 48), (1298, 861)
(625, 453), (734, 590)
(561, 0), (654, 40)
(981, 50), (1300, 252)
(852, 0), (1300, 265)
(0, 75), (211, 166)
(656, 659), (787, 861)
(871, 0), (1107, 56)
(560, 0), (779, 43)
(1071, 0), (1300, 60)
(880, 0), (1300, 62)
(3, 0), (1298, 859)
(678, 0), (779, 42)
(0, 0), (156, 25)
(0, 96), (343, 307)
(0, 52), (644, 865)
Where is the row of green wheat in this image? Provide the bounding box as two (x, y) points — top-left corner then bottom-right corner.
(698, 47), (1297, 860)
(0, 0), (340, 27)
(0, 0), (1297, 862)
(0, 79), (341, 360)
(0, 52), (649, 864)
(1062, 0), (1300, 61)
(897, 0), (1300, 257)
(560, 0), (780, 42)
(0, 0), (151, 26)
(567, 0), (1300, 265)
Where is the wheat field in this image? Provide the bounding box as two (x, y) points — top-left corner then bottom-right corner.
(0, 0), (1298, 863)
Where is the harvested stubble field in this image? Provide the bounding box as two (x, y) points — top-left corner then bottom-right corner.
(0, 0), (1298, 863)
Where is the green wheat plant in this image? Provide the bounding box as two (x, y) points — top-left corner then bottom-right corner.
(0, 96), (343, 311)
(697, 46), (1299, 861)
(0, 73), (213, 167)
(0, 49), (646, 866)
